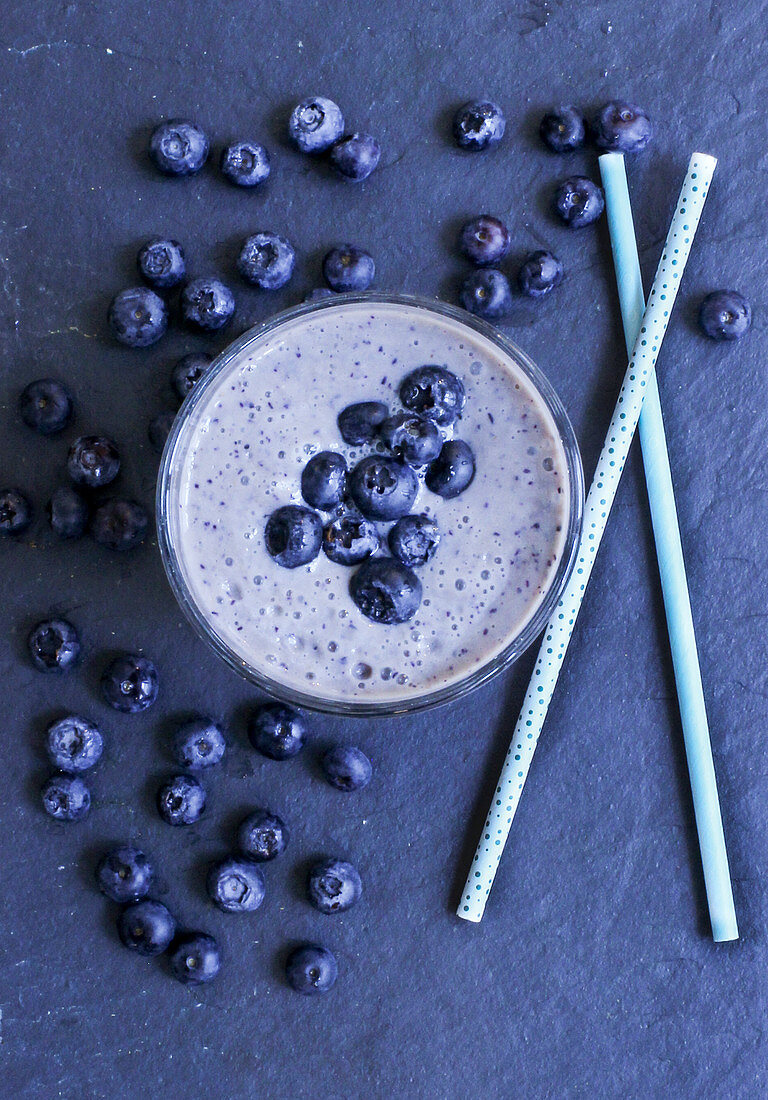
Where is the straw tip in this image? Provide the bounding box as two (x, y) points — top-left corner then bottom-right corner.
(712, 916), (739, 943)
(456, 904), (484, 924)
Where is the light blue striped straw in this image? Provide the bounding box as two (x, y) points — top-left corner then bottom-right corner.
(458, 153), (717, 924)
(599, 152), (737, 942)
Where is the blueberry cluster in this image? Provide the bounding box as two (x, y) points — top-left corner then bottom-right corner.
(288, 96), (381, 182)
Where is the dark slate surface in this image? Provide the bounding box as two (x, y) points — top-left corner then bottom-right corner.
(1, 2), (766, 1097)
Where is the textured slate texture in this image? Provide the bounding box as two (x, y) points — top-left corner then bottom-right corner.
(0, 2), (766, 1097)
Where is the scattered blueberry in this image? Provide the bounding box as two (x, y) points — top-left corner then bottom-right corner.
(168, 932), (220, 985)
(349, 456), (418, 521)
(157, 774), (206, 826)
(172, 717), (226, 769)
(137, 238), (186, 289)
(181, 277), (235, 331)
(301, 451), (348, 510)
(320, 745), (372, 792)
(322, 513), (380, 566)
(149, 119), (209, 176)
(337, 400), (388, 445)
(237, 233), (295, 290)
(453, 100), (506, 150)
(96, 846), (154, 903)
(108, 286), (168, 347)
(379, 412), (442, 466)
(67, 435), (120, 488)
(388, 513), (441, 567)
(518, 250), (564, 298)
(19, 378), (73, 435)
(101, 653), (159, 713)
(148, 411), (176, 454)
(553, 177), (604, 228)
(322, 246), (375, 292)
(41, 774), (90, 822)
(45, 715), (103, 772)
(207, 858), (265, 913)
(264, 504), (323, 568)
(47, 487), (89, 539)
(539, 105), (586, 153)
(460, 269), (513, 319)
(698, 290), (752, 341)
(220, 140), (270, 187)
(329, 133), (381, 182)
(28, 618), (81, 673)
(237, 808), (290, 862)
(592, 101), (652, 154)
(304, 287), (337, 303)
(285, 943), (338, 995)
(350, 557), (422, 624)
(172, 352), (213, 402)
(307, 858), (362, 914)
(459, 215), (510, 267)
(0, 488), (32, 537)
(248, 703), (307, 760)
(399, 365), (466, 426)
(289, 97), (345, 153)
(90, 499), (149, 550)
(118, 900), (176, 956)
(426, 439), (476, 499)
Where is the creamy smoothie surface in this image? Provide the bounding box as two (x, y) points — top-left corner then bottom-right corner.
(166, 300), (572, 705)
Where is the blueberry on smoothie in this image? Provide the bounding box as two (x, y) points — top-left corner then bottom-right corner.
(157, 774), (206, 826)
(322, 513), (380, 566)
(322, 245), (375, 292)
(592, 101), (652, 154)
(137, 238), (186, 289)
(320, 745), (372, 791)
(698, 290), (752, 341)
(399, 366), (466, 427)
(237, 233), (295, 289)
(0, 488), (31, 536)
(168, 932), (220, 985)
(237, 808), (290, 861)
(288, 96), (345, 154)
(337, 400), (388, 445)
(172, 717), (226, 769)
(379, 412), (442, 466)
(207, 858), (265, 913)
(426, 440), (476, 499)
(172, 353), (213, 402)
(301, 451), (348, 510)
(108, 287), (168, 347)
(539, 106), (586, 153)
(101, 653), (159, 713)
(248, 703), (307, 760)
(553, 177), (604, 228)
(388, 514), (440, 568)
(307, 858), (362, 914)
(149, 119), (209, 175)
(452, 100), (506, 150)
(460, 269), (513, 319)
(459, 215), (510, 266)
(265, 504), (323, 568)
(220, 140), (270, 187)
(118, 900), (176, 956)
(285, 943), (337, 995)
(349, 456), (419, 521)
(19, 378), (73, 434)
(67, 435), (120, 488)
(328, 133), (381, 182)
(518, 250), (564, 298)
(148, 411), (176, 454)
(45, 715), (103, 772)
(28, 618), (81, 673)
(47, 487), (89, 539)
(90, 499), (149, 550)
(181, 277), (235, 331)
(349, 557), (422, 624)
(96, 846), (154, 903)
(41, 774), (90, 822)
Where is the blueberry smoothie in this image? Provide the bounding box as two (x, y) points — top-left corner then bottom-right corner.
(161, 297), (579, 709)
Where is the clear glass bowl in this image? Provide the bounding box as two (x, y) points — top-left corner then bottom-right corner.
(157, 292), (584, 716)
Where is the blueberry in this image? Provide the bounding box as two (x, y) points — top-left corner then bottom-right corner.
(149, 119), (209, 176)
(101, 653), (159, 713)
(349, 557), (422, 624)
(237, 808), (290, 862)
(459, 215), (510, 267)
(322, 245), (375, 292)
(237, 233), (295, 290)
(28, 618), (80, 672)
(90, 499), (149, 550)
(148, 411), (176, 454)
(172, 717), (226, 769)
(285, 943), (338, 995)
(157, 774), (206, 826)
(207, 858), (265, 913)
(460, 269), (513, 319)
(553, 177), (604, 228)
(41, 774), (90, 822)
(96, 846), (154, 903)
(220, 140), (270, 187)
(264, 504), (322, 568)
(348, 456), (418, 521)
(307, 858), (362, 914)
(118, 900), (176, 956)
(137, 238), (186, 289)
(539, 105), (586, 153)
(47, 487), (89, 539)
(399, 366), (466, 427)
(337, 400), (388, 445)
(518, 250), (564, 298)
(329, 133), (381, 182)
(379, 412), (442, 466)
(320, 745), (372, 791)
(45, 715), (103, 772)
(168, 932), (220, 985)
(322, 513), (380, 566)
(0, 488), (32, 536)
(453, 100), (506, 150)
(301, 451), (348, 510)
(172, 352), (213, 402)
(426, 439), (476, 499)
(181, 277), (235, 331)
(698, 290), (752, 341)
(289, 97), (345, 153)
(108, 286), (168, 348)
(304, 287), (337, 303)
(388, 513), (441, 567)
(19, 378), (73, 435)
(248, 703), (306, 760)
(592, 101), (652, 154)
(67, 435), (120, 488)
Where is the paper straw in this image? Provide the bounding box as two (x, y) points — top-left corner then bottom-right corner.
(599, 152), (737, 942)
(457, 152), (716, 923)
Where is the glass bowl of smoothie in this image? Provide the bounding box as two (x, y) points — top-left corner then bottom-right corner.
(157, 293), (583, 715)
